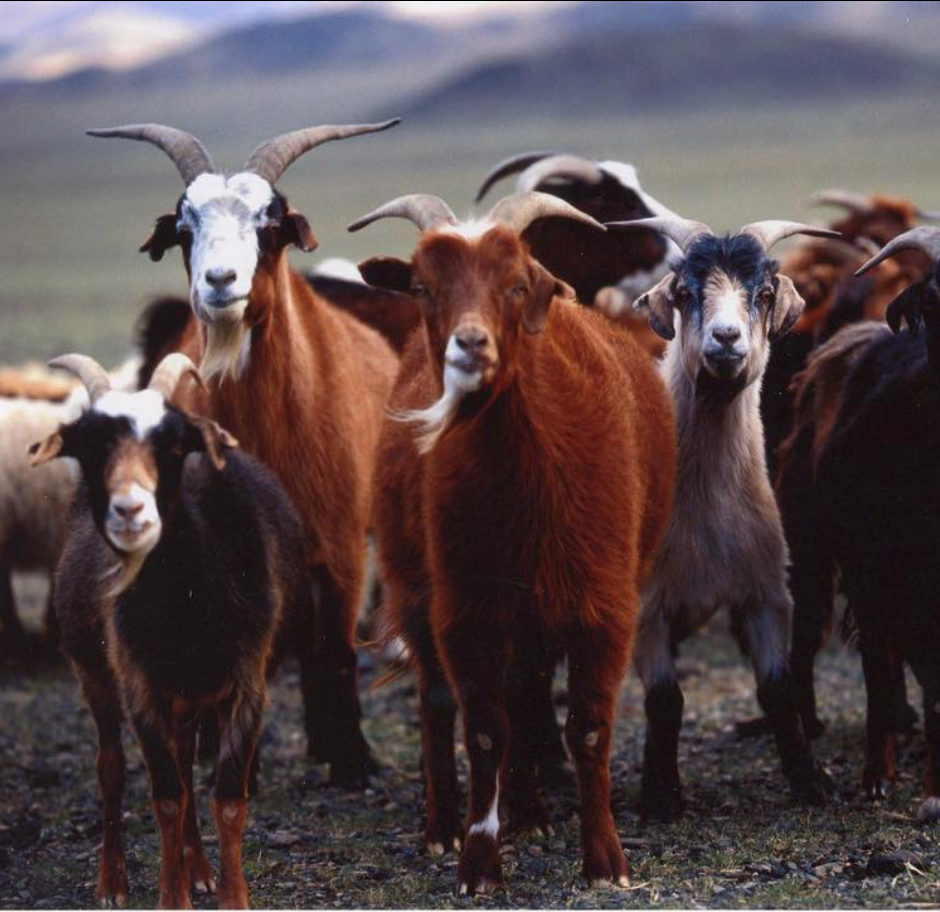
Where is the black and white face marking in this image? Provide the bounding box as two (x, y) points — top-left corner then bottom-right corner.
(178, 172), (275, 321)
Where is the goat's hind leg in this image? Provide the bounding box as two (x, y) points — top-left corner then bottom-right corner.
(740, 591), (831, 806)
(859, 634), (899, 800)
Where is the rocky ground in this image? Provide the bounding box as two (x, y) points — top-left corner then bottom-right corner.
(1, 575), (939, 909)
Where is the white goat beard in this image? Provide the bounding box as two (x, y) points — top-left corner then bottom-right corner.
(100, 550), (149, 599)
(201, 317), (251, 383)
(392, 364), (481, 456)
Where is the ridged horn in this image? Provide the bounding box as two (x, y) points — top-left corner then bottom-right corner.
(244, 119), (400, 186)
(606, 216), (713, 253)
(474, 150), (560, 203)
(348, 194), (459, 234)
(487, 190), (606, 235)
(855, 226), (940, 276)
(515, 154), (605, 193)
(741, 220), (841, 251)
(49, 354), (111, 404)
(86, 123), (214, 185)
(147, 353), (205, 402)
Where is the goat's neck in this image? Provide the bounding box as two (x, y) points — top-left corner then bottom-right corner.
(207, 255), (315, 453)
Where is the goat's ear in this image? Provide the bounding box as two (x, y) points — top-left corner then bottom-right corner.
(189, 417), (239, 471)
(885, 280), (929, 335)
(769, 275), (805, 341)
(522, 261), (568, 335)
(140, 214), (181, 262)
(358, 256), (413, 293)
(28, 431), (64, 467)
(635, 272), (676, 341)
(278, 208), (318, 253)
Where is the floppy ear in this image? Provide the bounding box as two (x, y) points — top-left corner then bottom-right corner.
(885, 279), (930, 335)
(140, 214), (182, 262)
(634, 272), (676, 341)
(521, 261), (569, 335)
(770, 274), (805, 341)
(358, 256), (413, 293)
(28, 431), (64, 467)
(188, 417), (239, 471)
(277, 208), (318, 253)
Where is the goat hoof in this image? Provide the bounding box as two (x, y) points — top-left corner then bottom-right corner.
(789, 761), (832, 807)
(456, 832), (502, 897)
(426, 816), (462, 855)
(866, 779), (894, 800)
(96, 865), (128, 910)
(917, 797), (940, 823)
(583, 831), (630, 887)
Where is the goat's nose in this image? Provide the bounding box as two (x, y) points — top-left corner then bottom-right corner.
(205, 267), (237, 290)
(113, 499), (144, 520)
(454, 326), (488, 353)
(712, 325), (741, 345)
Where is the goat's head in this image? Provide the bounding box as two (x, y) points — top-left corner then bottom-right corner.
(87, 120), (399, 380)
(30, 353), (237, 592)
(349, 191), (603, 451)
(855, 226), (940, 334)
(619, 217), (838, 394)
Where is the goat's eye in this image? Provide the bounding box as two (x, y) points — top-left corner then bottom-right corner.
(759, 287), (775, 306)
(411, 282), (429, 297)
(510, 283), (528, 299)
(674, 286), (692, 306)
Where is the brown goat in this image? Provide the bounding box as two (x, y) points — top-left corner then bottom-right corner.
(352, 191), (675, 893)
(89, 122), (401, 787)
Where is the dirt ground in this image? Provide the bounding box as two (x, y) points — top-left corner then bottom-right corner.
(1, 574), (939, 910)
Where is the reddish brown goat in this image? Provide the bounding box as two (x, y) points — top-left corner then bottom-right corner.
(90, 122), (401, 786)
(352, 192), (675, 893)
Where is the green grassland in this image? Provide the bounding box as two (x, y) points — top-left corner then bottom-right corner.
(2, 78), (939, 366)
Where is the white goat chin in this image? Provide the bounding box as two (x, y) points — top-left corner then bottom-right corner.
(394, 362), (483, 456)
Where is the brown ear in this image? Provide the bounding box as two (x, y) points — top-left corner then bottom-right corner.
(770, 274), (805, 341)
(140, 214), (182, 262)
(634, 272), (676, 340)
(28, 432), (64, 467)
(279, 209), (318, 252)
(358, 256), (413, 293)
(191, 417), (239, 470)
(522, 261), (568, 335)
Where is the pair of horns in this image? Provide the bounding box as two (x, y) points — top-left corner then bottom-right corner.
(50, 353), (202, 405)
(348, 190), (605, 237)
(810, 188), (940, 222)
(605, 216), (840, 254)
(474, 151), (606, 203)
(86, 119), (401, 187)
(855, 226), (940, 276)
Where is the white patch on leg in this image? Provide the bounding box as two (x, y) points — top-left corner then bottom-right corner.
(468, 781), (499, 839)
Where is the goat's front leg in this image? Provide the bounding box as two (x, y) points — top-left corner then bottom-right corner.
(635, 609), (685, 821)
(176, 718), (216, 894)
(740, 589), (830, 806)
(859, 639), (899, 800)
(213, 687), (264, 909)
(438, 620), (508, 896)
(906, 651), (940, 822)
(131, 709), (191, 910)
(77, 669), (128, 908)
(566, 622), (631, 887)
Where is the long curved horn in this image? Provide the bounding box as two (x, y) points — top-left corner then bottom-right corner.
(742, 220), (841, 251)
(86, 124), (214, 185)
(606, 216), (712, 253)
(147, 353), (205, 402)
(855, 226), (940, 276)
(487, 190), (606, 235)
(49, 354), (111, 404)
(808, 189), (873, 215)
(244, 119), (400, 186)
(348, 194), (459, 234)
(473, 150), (559, 203)
(515, 154), (605, 194)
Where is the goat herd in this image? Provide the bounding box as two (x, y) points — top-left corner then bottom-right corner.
(2, 118), (939, 908)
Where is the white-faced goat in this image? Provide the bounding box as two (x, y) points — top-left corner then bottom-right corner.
(32, 353), (309, 909)
(616, 215), (837, 818)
